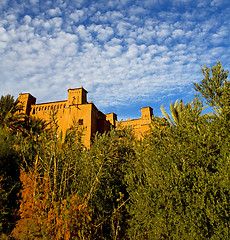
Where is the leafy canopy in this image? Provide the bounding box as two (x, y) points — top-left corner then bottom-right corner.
(193, 61), (230, 115)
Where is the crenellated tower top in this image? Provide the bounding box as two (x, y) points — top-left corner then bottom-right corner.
(67, 87), (87, 106)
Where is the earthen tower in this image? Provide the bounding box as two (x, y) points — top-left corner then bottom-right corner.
(18, 87), (153, 147)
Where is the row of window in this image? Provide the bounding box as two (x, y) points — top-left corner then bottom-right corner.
(31, 104), (67, 114)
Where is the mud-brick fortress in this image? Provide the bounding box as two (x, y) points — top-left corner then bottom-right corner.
(18, 87), (153, 147)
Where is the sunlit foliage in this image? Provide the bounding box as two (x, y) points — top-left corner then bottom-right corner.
(0, 61), (229, 239)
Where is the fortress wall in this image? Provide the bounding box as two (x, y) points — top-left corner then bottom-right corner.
(18, 88), (109, 147)
(91, 104), (109, 137)
(30, 101), (67, 119)
(119, 106), (153, 139)
(18, 88), (155, 147)
(70, 103), (92, 147)
(120, 118), (152, 139)
(105, 113), (117, 127)
(18, 93), (36, 116)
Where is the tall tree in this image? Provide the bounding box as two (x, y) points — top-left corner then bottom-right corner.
(83, 127), (136, 240)
(127, 62), (230, 239)
(0, 95), (24, 133)
(193, 61), (230, 116)
(160, 98), (205, 127)
(0, 127), (21, 235)
(22, 116), (49, 141)
(12, 119), (91, 239)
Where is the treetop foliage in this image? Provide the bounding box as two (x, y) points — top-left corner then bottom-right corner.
(0, 95), (24, 133)
(193, 61), (230, 115)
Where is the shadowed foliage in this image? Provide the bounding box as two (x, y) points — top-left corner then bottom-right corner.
(0, 95), (24, 133)
(0, 62), (230, 239)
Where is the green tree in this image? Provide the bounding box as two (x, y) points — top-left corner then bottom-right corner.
(160, 99), (184, 126)
(85, 127), (136, 239)
(0, 95), (24, 133)
(12, 118), (91, 239)
(0, 95), (25, 235)
(22, 116), (49, 141)
(127, 62), (230, 239)
(160, 98), (206, 127)
(0, 127), (22, 235)
(193, 61), (230, 116)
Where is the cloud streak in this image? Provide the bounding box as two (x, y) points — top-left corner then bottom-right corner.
(0, 0), (230, 118)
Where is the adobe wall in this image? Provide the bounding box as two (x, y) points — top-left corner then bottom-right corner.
(18, 87), (112, 148)
(105, 113), (117, 127)
(119, 106), (153, 138)
(18, 87), (155, 146)
(18, 93), (36, 115)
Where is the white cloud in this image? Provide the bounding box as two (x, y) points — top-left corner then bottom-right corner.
(48, 7), (62, 17)
(104, 11), (123, 22)
(5, 13), (17, 23)
(211, 0), (224, 7)
(70, 10), (85, 22)
(116, 21), (132, 36)
(172, 29), (184, 38)
(125, 44), (139, 58)
(76, 25), (92, 42)
(95, 26), (114, 42)
(30, 0), (39, 4)
(157, 28), (170, 39)
(0, 0), (230, 118)
(0, 27), (8, 41)
(71, 0), (87, 8)
(23, 15), (32, 24)
(48, 32), (78, 56)
(103, 44), (122, 57)
(0, 0), (8, 10)
(129, 6), (147, 16)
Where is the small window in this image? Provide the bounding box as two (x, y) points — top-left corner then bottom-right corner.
(78, 119), (83, 125)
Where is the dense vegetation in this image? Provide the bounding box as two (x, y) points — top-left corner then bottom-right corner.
(0, 62), (229, 239)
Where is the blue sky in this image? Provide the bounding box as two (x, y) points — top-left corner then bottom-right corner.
(0, 0), (230, 120)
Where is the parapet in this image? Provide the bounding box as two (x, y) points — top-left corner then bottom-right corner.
(67, 87), (87, 106)
(18, 93), (36, 115)
(141, 106), (153, 120)
(106, 113), (117, 127)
